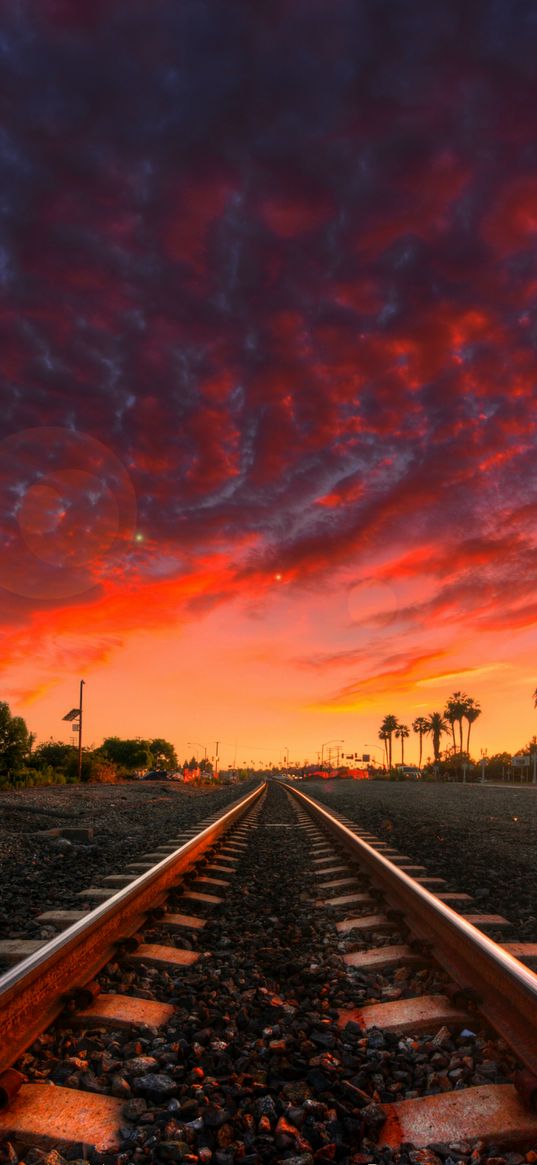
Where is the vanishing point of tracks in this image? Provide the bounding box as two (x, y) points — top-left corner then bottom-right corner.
(0, 780), (537, 1163)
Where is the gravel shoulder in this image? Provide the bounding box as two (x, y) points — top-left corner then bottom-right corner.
(0, 780), (257, 940)
(304, 779), (537, 943)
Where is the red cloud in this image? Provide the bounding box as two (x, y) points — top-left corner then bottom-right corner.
(483, 178), (537, 255)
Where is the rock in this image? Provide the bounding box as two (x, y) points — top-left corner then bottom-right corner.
(135, 1072), (178, 1100)
(254, 1095), (277, 1118)
(159, 1141), (191, 1161)
(432, 1026), (453, 1047)
(61, 826), (94, 842)
(123, 1097), (148, 1121)
(202, 1105), (232, 1128)
(306, 1069), (332, 1093)
(278, 1155), (313, 1165)
(111, 1074), (131, 1099)
(361, 1103), (386, 1136)
(125, 1055), (160, 1076)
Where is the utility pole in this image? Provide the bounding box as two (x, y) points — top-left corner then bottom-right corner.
(215, 740), (219, 776)
(62, 680), (85, 782)
(78, 680), (85, 782)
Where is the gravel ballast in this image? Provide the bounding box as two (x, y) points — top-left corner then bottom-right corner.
(0, 780), (257, 941)
(303, 779), (537, 944)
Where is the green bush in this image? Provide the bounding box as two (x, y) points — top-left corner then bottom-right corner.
(2, 765), (69, 788)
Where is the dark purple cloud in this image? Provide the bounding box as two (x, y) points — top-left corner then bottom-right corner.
(0, 0), (537, 635)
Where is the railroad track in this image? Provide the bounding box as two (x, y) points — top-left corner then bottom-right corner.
(0, 779), (536, 1162)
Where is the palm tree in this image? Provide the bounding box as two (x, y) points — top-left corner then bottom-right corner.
(380, 714), (398, 768)
(395, 723), (410, 764)
(378, 729), (389, 767)
(533, 688), (537, 708)
(444, 691), (469, 753)
(425, 712), (449, 762)
(412, 717), (428, 769)
(444, 700), (458, 752)
(464, 698), (481, 755)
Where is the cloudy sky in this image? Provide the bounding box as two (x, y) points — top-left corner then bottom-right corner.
(1, 0), (537, 765)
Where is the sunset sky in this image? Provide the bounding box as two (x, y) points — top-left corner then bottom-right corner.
(2, 1), (537, 767)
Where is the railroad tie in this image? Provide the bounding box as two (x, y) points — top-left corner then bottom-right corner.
(329, 908), (394, 927)
(504, 942), (537, 962)
(319, 879), (366, 894)
(338, 993), (470, 1035)
(0, 1086), (122, 1154)
(465, 912), (512, 927)
(160, 912), (207, 931)
(130, 943), (200, 968)
(377, 1084), (537, 1150)
(76, 887), (114, 901)
(179, 890), (223, 904)
(192, 875), (229, 888)
(343, 943), (424, 971)
(318, 893), (386, 910)
(65, 993), (174, 1031)
(435, 891), (473, 902)
(102, 874), (136, 887)
(36, 909), (89, 927)
(0, 939), (45, 964)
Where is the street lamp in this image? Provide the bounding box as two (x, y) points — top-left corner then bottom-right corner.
(187, 741), (207, 759)
(364, 743), (385, 766)
(62, 679), (85, 782)
(321, 739), (344, 766)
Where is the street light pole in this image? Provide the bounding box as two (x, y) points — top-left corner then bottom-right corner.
(187, 741), (208, 759)
(321, 738), (344, 765)
(78, 680), (85, 782)
(364, 743), (386, 768)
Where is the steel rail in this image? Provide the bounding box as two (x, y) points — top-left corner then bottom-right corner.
(287, 784), (537, 1076)
(0, 781), (265, 1077)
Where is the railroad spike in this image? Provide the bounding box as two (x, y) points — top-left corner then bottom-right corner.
(62, 979), (101, 1011)
(0, 1070), (24, 1111)
(514, 1068), (537, 1111)
(115, 934), (142, 955)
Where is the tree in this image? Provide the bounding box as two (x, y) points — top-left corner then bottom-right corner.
(0, 703), (34, 777)
(378, 728), (389, 766)
(100, 737), (152, 770)
(149, 738), (178, 769)
(31, 740), (75, 770)
(380, 715), (398, 768)
(395, 723), (410, 764)
(444, 691), (470, 753)
(425, 712), (448, 763)
(412, 717), (428, 768)
(464, 699), (481, 754)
